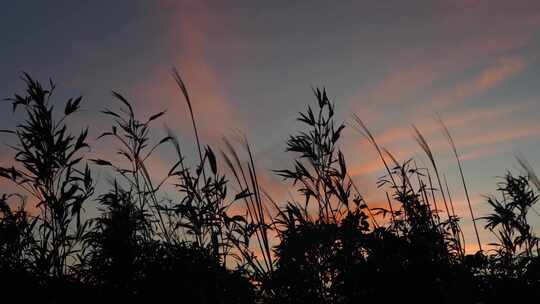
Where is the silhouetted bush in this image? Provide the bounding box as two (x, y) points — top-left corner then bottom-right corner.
(0, 73), (539, 303)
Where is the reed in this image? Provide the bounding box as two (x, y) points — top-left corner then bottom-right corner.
(0, 73), (538, 303)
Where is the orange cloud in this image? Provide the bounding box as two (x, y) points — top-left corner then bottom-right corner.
(352, 101), (530, 155)
(365, 63), (438, 104)
(424, 56), (527, 110)
(455, 56), (526, 99)
(458, 125), (540, 148)
(132, 0), (244, 145)
(460, 146), (504, 161)
(349, 160), (386, 177)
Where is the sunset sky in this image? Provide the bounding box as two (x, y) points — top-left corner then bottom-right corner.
(2, 0), (540, 251)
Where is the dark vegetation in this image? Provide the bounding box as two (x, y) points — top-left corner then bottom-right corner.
(1, 72), (539, 303)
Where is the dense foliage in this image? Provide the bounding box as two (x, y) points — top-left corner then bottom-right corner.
(0, 73), (539, 303)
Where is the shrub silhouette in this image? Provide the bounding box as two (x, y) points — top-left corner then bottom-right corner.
(0, 74), (94, 302)
(0, 73), (539, 303)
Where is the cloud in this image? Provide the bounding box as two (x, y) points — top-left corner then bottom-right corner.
(343, 100), (540, 209)
(132, 0), (244, 145)
(421, 56), (527, 110)
(365, 63), (438, 104)
(370, 102), (527, 147)
(458, 124), (540, 148)
(460, 146), (504, 161)
(349, 160), (386, 177)
(455, 56), (526, 99)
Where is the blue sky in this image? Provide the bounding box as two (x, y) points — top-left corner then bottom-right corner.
(2, 0), (540, 251)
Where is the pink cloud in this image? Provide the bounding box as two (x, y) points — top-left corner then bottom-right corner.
(455, 56), (526, 99)
(132, 0), (244, 145)
(365, 63), (438, 104)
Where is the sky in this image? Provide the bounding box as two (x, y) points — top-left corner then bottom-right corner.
(1, 0), (540, 251)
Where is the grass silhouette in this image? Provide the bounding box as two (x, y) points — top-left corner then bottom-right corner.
(0, 72), (539, 303)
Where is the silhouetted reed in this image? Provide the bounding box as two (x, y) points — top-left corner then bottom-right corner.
(1, 72), (539, 303)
